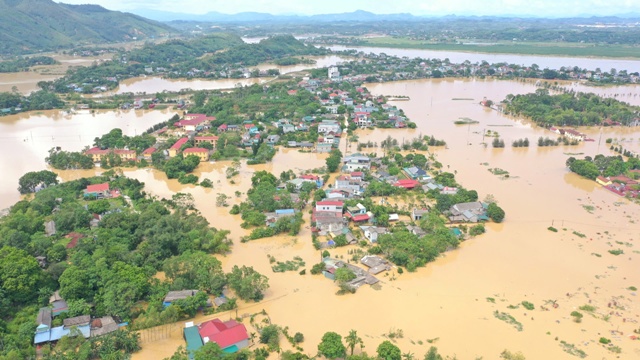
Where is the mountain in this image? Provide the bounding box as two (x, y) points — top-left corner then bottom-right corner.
(0, 0), (176, 55)
(130, 9), (421, 23)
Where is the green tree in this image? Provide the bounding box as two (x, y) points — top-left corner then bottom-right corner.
(326, 149), (343, 173)
(163, 251), (227, 294)
(318, 332), (346, 359)
(377, 341), (401, 360)
(487, 203), (505, 223)
(335, 267), (356, 283)
(345, 329), (364, 356)
(18, 170), (58, 194)
(227, 265), (269, 302)
(87, 199), (110, 214)
(59, 266), (95, 301)
(0, 246), (43, 303)
(424, 347), (443, 360)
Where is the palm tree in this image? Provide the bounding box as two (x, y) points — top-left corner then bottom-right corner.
(345, 329), (364, 355)
(402, 352), (415, 360)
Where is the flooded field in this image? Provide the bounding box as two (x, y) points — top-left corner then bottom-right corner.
(2, 78), (640, 359)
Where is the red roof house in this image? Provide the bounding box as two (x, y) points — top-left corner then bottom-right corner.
(174, 114), (215, 130)
(393, 179), (420, 189)
(65, 232), (85, 249)
(198, 319), (249, 352)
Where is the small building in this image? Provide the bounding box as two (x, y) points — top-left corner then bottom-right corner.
(169, 138), (189, 157)
(449, 202), (488, 223)
(90, 316), (120, 337)
(596, 176), (612, 186)
(49, 290), (68, 316)
(412, 208), (429, 221)
(360, 255), (391, 275)
(317, 143), (332, 153)
(142, 147), (157, 161)
(163, 290), (200, 308)
(184, 322), (204, 359)
(393, 179), (420, 189)
(440, 186), (458, 195)
(183, 147), (209, 161)
(194, 136), (219, 148)
(266, 135), (280, 145)
(316, 200), (343, 213)
(359, 226), (389, 243)
(84, 183), (110, 199)
(198, 319), (249, 353)
(404, 166), (428, 180)
(174, 114), (215, 132)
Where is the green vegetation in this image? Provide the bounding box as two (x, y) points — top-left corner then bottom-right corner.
(227, 265), (270, 302)
(377, 341), (401, 360)
(608, 249), (624, 256)
(271, 256), (306, 273)
(566, 155), (640, 180)
(18, 170), (59, 194)
(493, 311), (523, 331)
(326, 149), (343, 173)
(487, 203), (506, 223)
(504, 89), (640, 126)
(0, 90), (64, 113)
(348, 36), (640, 59)
(317, 332), (346, 359)
(0, 173), (237, 358)
(521, 301), (535, 310)
(548, 226), (558, 232)
(570, 311), (584, 322)
(0, 56), (57, 72)
(579, 304), (596, 312)
(127, 33), (244, 65)
(559, 340), (587, 358)
(0, 0), (174, 55)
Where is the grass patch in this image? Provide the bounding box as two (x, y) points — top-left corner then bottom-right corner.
(521, 301), (535, 311)
(426, 337), (439, 344)
(608, 249), (624, 256)
(579, 305), (596, 313)
(627, 286), (637, 291)
(488, 168), (509, 176)
(560, 341), (587, 358)
(591, 253), (602, 257)
(572, 231), (586, 238)
(548, 226), (558, 232)
(271, 256), (306, 273)
(486, 297), (496, 303)
(493, 311), (523, 331)
(582, 205), (595, 213)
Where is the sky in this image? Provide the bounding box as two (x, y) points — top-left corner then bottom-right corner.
(56, 0), (640, 17)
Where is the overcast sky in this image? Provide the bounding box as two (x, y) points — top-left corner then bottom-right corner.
(56, 0), (639, 16)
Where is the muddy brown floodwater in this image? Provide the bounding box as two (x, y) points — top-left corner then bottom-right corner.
(2, 78), (640, 359)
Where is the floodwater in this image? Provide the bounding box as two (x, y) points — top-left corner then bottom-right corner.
(329, 45), (640, 73)
(2, 78), (640, 359)
(0, 109), (177, 210)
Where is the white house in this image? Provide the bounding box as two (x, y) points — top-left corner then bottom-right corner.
(315, 200), (344, 213)
(318, 120), (341, 134)
(328, 66), (340, 80)
(359, 226), (389, 243)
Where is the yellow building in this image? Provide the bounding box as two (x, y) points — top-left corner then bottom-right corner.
(194, 136), (219, 148)
(182, 147), (209, 161)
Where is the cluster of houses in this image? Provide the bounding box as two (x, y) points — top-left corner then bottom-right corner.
(596, 172), (640, 198)
(34, 291), (122, 346)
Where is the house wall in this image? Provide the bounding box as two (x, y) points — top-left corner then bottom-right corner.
(226, 339), (249, 352)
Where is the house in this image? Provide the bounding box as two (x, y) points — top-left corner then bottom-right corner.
(265, 209), (297, 227)
(393, 179), (420, 189)
(266, 135), (280, 145)
(360, 255), (391, 275)
(449, 202), (488, 223)
(194, 136), (219, 148)
(85, 147), (136, 162)
(440, 186), (459, 195)
(226, 125), (240, 132)
(359, 226), (389, 243)
(563, 129), (586, 141)
(49, 290), (69, 316)
(90, 316), (120, 337)
(596, 176), (612, 186)
(282, 124), (296, 133)
(198, 319), (249, 353)
(316, 200), (343, 213)
(217, 124), (228, 132)
(317, 143), (333, 153)
(406, 224), (426, 236)
(299, 174), (323, 187)
(346, 203), (367, 217)
(142, 147), (157, 161)
(163, 290), (200, 308)
(404, 166), (428, 180)
(44, 220), (56, 237)
(174, 114), (215, 132)
(318, 120), (341, 134)
(183, 147), (209, 161)
(184, 323), (204, 359)
(344, 160), (371, 172)
(412, 208), (429, 221)
(169, 138), (189, 157)
(84, 183), (111, 199)
(328, 66), (340, 80)
(34, 308), (92, 345)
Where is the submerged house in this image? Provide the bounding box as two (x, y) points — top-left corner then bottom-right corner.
(448, 202), (488, 223)
(198, 319), (249, 353)
(163, 290), (200, 308)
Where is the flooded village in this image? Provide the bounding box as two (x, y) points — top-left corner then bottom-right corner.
(2, 43), (640, 360)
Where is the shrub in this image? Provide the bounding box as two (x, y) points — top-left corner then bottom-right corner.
(521, 301), (535, 310)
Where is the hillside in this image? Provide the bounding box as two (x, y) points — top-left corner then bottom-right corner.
(0, 0), (176, 55)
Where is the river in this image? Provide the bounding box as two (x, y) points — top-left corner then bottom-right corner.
(328, 45), (640, 74)
(2, 77), (640, 359)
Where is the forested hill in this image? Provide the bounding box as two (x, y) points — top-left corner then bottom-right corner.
(0, 0), (176, 55)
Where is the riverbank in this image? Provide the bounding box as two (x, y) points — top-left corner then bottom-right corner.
(334, 37), (640, 59)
